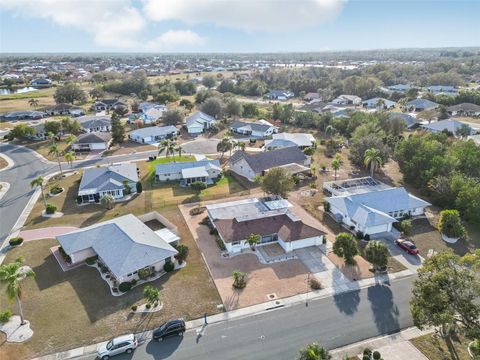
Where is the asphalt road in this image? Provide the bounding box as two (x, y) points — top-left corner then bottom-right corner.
(77, 278), (413, 360)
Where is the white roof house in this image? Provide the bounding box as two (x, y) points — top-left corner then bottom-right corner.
(155, 159), (222, 186)
(324, 177), (431, 236)
(185, 112), (216, 135)
(264, 133), (315, 150)
(421, 119), (475, 136)
(56, 214), (178, 283)
(362, 97), (397, 109)
(129, 125), (178, 144)
(331, 95), (362, 106)
(229, 120), (278, 138)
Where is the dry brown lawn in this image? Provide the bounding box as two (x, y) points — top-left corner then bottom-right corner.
(102, 141), (157, 157)
(0, 156), (8, 170)
(411, 333), (473, 360)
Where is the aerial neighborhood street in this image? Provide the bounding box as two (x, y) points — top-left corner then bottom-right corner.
(1, 1), (480, 360)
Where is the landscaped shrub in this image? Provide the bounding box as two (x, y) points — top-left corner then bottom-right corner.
(136, 181), (143, 194)
(363, 348), (372, 357)
(309, 277), (322, 290)
(210, 228), (218, 235)
(163, 262), (175, 272)
(189, 206), (206, 216)
(199, 216), (210, 225)
(131, 305), (137, 312)
(438, 209), (466, 238)
(49, 184), (63, 195)
(322, 237), (327, 245)
(191, 181), (207, 191)
(364, 234), (370, 241)
(303, 147), (315, 156)
(131, 279), (137, 286)
(323, 201), (331, 212)
(362, 356), (370, 360)
(58, 246), (71, 263)
(85, 256), (98, 265)
(356, 231), (364, 240)
(138, 267), (152, 279)
(372, 351), (381, 360)
(232, 270), (247, 289)
(470, 340), (480, 356)
(8, 237), (23, 246)
(76, 196), (83, 204)
(215, 235), (226, 251)
(0, 310), (12, 323)
(399, 219), (412, 235)
(45, 203), (57, 214)
(119, 282), (132, 292)
(146, 303), (151, 309)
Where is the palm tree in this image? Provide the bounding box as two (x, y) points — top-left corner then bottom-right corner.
(0, 257), (36, 325)
(325, 125), (336, 138)
(30, 176), (47, 208)
(64, 151), (75, 168)
(100, 193), (115, 210)
(363, 148), (383, 178)
(376, 98), (386, 110)
(297, 343), (331, 360)
(143, 285), (160, 306)
(331, 158), (341, 179)
(175, 145), (183, 159)
(64, 134), (77, 148)
(48, 143), (63, 175)
(246, 233), (261, 251)
(28, 98), (39, 109)
(158, 139), (177, 159)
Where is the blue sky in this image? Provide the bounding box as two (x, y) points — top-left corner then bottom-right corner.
(0, 0), (479, 53)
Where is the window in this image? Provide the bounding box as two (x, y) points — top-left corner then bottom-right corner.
(232, 241), (240, 246)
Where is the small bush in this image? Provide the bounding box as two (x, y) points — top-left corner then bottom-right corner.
(215, 235), (226, 251)
(362, 356), (370, 360)
(303, 147), (315, 156)
(363, 348), (372, 356)
(356, 231), (364, 240)
(163, 262), (175, 272)
(136, 181), (143, 194)
(58, 246), (71, 263)
(146, 303), (151, 309)
(45, 203), (57, 214)
(373, 351), (381, 360)
(364, 234), (370, 241)
(309, 277), (322, 290)
(138, 267), (152, 279)
(85, 256), (98, 265)
(0, 310), (12, 323)
(471, 340), (480, 356)
(9, 237), (23, 246)
(322, 237), (327, 245)
(131, 305), (137, 312)
(50, 184), (63, 195)
(119, 282), (132, 292)
(190, 206), (206, 216)
(131, 279), (137, 286)
(199, 216), (210, 225)
(323, 201), (331, 212)
(191, 181), (207, 191)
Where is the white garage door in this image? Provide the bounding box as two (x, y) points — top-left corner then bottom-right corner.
(365, 224), (390, 235)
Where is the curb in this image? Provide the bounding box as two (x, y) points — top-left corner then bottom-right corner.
(0, 153), (15, 172)
(0, 181), (10, 201)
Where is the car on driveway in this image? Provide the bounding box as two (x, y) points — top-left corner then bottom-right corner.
(97, 334), (138, 359)
(153, 319), (186, 341)
(395, 239), (419, 255)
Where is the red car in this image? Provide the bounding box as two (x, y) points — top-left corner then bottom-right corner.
(395, 239), (419, 255)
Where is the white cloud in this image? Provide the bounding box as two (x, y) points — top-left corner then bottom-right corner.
(0, 0), (146, 48)
(0, 0), (206, 51)
(142, 0), (347, 32)
(145, 30), (206, 51)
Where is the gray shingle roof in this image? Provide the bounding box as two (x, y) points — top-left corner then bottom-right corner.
(406, 98), (439, 110)
(447, 103), (480, 112)
(230, 120), (273, 133)
(129, 125), (178, 138)
(421, 119), (473, 134)
(155, 159), (220, 175)
(388, 112), (418, 128)
(230, 147), (307, 173)
(57, 214), (178, 279)
(76, 132), (112, 144)
(186, 112), (215, 128)
(79, 163), (138, 194)
(77, 115), (111, 129)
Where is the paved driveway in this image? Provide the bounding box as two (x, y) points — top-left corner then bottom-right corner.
(373, 232), (423, 271)
(181, 138), (220, 155)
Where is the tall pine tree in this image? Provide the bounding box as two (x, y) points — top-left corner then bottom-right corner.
(111, 112), (125, 144)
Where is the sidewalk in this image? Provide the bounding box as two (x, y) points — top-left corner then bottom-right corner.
(33, 270), (416, 360)
(331, 326), (432, 359)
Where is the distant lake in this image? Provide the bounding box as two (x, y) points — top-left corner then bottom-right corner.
(0, 87), (39, 95)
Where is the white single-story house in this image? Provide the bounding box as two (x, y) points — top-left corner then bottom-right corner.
(77, 163), (139, 204)
(229, 147), (310, 182)
(331, 95), (362, 106)
(30, 78), (52, 87)
(1, 110), (45, 121)
(155, 159), (221, 186)
(229, 120), (278, 138)
(56, 214), (178, 284)
(324, 177), (431, 236)
(77, 115), (111, 133)
(427, 85), (458, 95)
(265, 89), (295, 101)
(387, 84), (412, 93)
(421, 119), (475, 136)
(264, 132), (316, 150)
(206, 197), (326, 253)
(185, 112), (216, 135)
(72, 132), (112, 151)
(129, 125), (178, 144)
(405, 98), (439, 112)
(43, 103), (85, 117)
(95, 99), (126, 112)
(362, 97), (396, 110)
(304, 92), (321, 102)
(447, 103), (480, 117)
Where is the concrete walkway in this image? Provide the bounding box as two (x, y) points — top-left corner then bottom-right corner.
(18, 226), (78, 241)
(331, 326), (431, 360)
